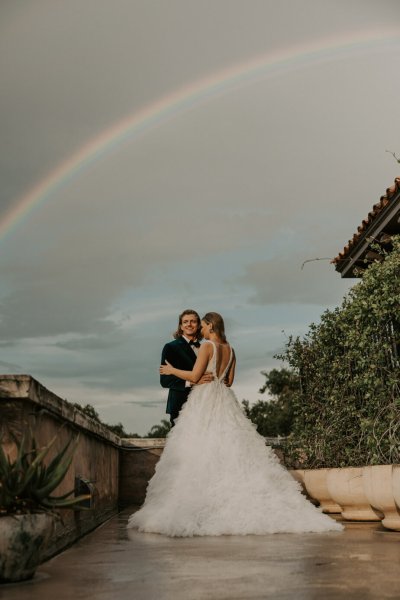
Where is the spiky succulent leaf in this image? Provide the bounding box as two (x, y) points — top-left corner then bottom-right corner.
(18, 435), (58, 493)
(34, 451), (75, 500)
(0, 442), (10, 475)
(0, 429), (92, 515)
(45, 437), (75, 477)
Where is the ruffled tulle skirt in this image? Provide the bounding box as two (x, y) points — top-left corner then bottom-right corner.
(127, 381), (342, 536)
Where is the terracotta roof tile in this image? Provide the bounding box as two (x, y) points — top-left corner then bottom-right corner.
(332, 177), (400, 265)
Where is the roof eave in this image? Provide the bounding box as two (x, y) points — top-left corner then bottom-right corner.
(336, 189), (400, 278)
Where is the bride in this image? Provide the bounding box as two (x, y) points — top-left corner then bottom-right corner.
(127, 312), (342, 536)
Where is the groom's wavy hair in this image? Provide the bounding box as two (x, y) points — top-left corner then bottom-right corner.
(173, 309), (202, 340)
(202, 312), (227, 343)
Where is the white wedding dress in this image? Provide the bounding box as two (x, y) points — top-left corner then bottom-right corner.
(127, 341), (342, 536)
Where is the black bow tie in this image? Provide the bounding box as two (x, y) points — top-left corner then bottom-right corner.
(189, 340), (200, 348)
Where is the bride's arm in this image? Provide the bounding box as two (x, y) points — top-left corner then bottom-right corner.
(160, 344), (212, 383)
(225, 350), (236, 387)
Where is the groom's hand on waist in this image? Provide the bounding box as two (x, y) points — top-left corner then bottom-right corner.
(195, 371), (214, 386)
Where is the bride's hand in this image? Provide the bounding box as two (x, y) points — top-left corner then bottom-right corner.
(160, 360), (174, 375)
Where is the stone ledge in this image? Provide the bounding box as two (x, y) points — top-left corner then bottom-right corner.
(121, 438), (166, 448)
(0, 374), (120, 446)
(0, 374), (120, 561)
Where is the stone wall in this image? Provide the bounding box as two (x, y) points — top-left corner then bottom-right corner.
(0, 375), (120, 560)
(1, 374), (286, 561)
(119, 438), (166, 507)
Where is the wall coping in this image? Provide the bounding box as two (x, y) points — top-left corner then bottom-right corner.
(0, 374), (121, 446)
(121, 438), (166, 448)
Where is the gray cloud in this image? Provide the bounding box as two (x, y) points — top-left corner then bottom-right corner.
(56, 336), (125, 351)
(128, 400), (165, 409)
(237, 257), (353, 306)
(0, 166), (280, 340)
(0, 359), (23, 371)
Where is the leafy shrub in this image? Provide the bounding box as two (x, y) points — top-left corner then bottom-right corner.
(282, 236), (400, 468)
(145, 419), (171, 438)
(242, 368), (299, 437)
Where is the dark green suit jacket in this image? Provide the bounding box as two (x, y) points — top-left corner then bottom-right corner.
(160, 337), (197, 416)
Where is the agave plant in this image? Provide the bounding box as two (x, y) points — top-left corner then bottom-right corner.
(0, 429), (91, 515)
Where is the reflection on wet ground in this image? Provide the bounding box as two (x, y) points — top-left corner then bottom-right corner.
(3, 510), (400, 600)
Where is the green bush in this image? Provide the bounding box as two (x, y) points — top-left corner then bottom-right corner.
(282, 236), (400, 468)
(145, 419), (171, 438)
(242, 368), (298, 437)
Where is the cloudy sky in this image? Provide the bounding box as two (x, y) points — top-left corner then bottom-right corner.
(1, 1), (400, 435)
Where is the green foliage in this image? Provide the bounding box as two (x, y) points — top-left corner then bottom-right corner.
(71, 401), (171, 439)
(145, 419), (171, 438)
(282, 236), (400, 468)
(106, 422), (140, 437)
(72, 403), (100, 422)
(0, 430), (91, 516)
(242, 368), (299, 436)
(71, 403), (140, 438)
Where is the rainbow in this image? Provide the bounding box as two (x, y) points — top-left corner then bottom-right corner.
(1, 28), (399, 243)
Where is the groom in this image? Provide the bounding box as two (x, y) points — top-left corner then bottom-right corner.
(160, 309), (213, 426)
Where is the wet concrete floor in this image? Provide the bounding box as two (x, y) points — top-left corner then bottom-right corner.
(3, 509), (400, 600)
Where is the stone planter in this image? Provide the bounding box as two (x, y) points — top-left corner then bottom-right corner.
(303, 468), (342, 513)
(290, 468), (319, 503)
(0, 512), (54, 583)
(392, 465), (400, 518)
(289, 469), (306, 489)
(363, 464), (400, 531)
(327, 467), (382, 521)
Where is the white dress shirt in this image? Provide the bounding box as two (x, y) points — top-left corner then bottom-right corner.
(182, 336), (199, 387)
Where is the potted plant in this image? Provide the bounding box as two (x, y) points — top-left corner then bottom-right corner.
(0, 429), (91, 583)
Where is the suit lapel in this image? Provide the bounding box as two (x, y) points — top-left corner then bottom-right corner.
(176, 337), (197, 365)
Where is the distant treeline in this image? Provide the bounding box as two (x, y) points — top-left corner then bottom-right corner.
(68, 401), (172, 438)
(69, 367), (297, 439)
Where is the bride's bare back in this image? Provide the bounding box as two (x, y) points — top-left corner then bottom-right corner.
(205, 340), (234, 380)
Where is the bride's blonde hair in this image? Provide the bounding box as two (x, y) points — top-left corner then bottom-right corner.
(202, 312), (227, 342)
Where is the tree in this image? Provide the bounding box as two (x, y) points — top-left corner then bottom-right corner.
(242, 368), (299, 437)
(73, 402), (100, 422)
(71, 402), (140, 438)
(145, 419), (171, 438)
(71, 401), (172, 438)
(106, 422), (140, 438)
